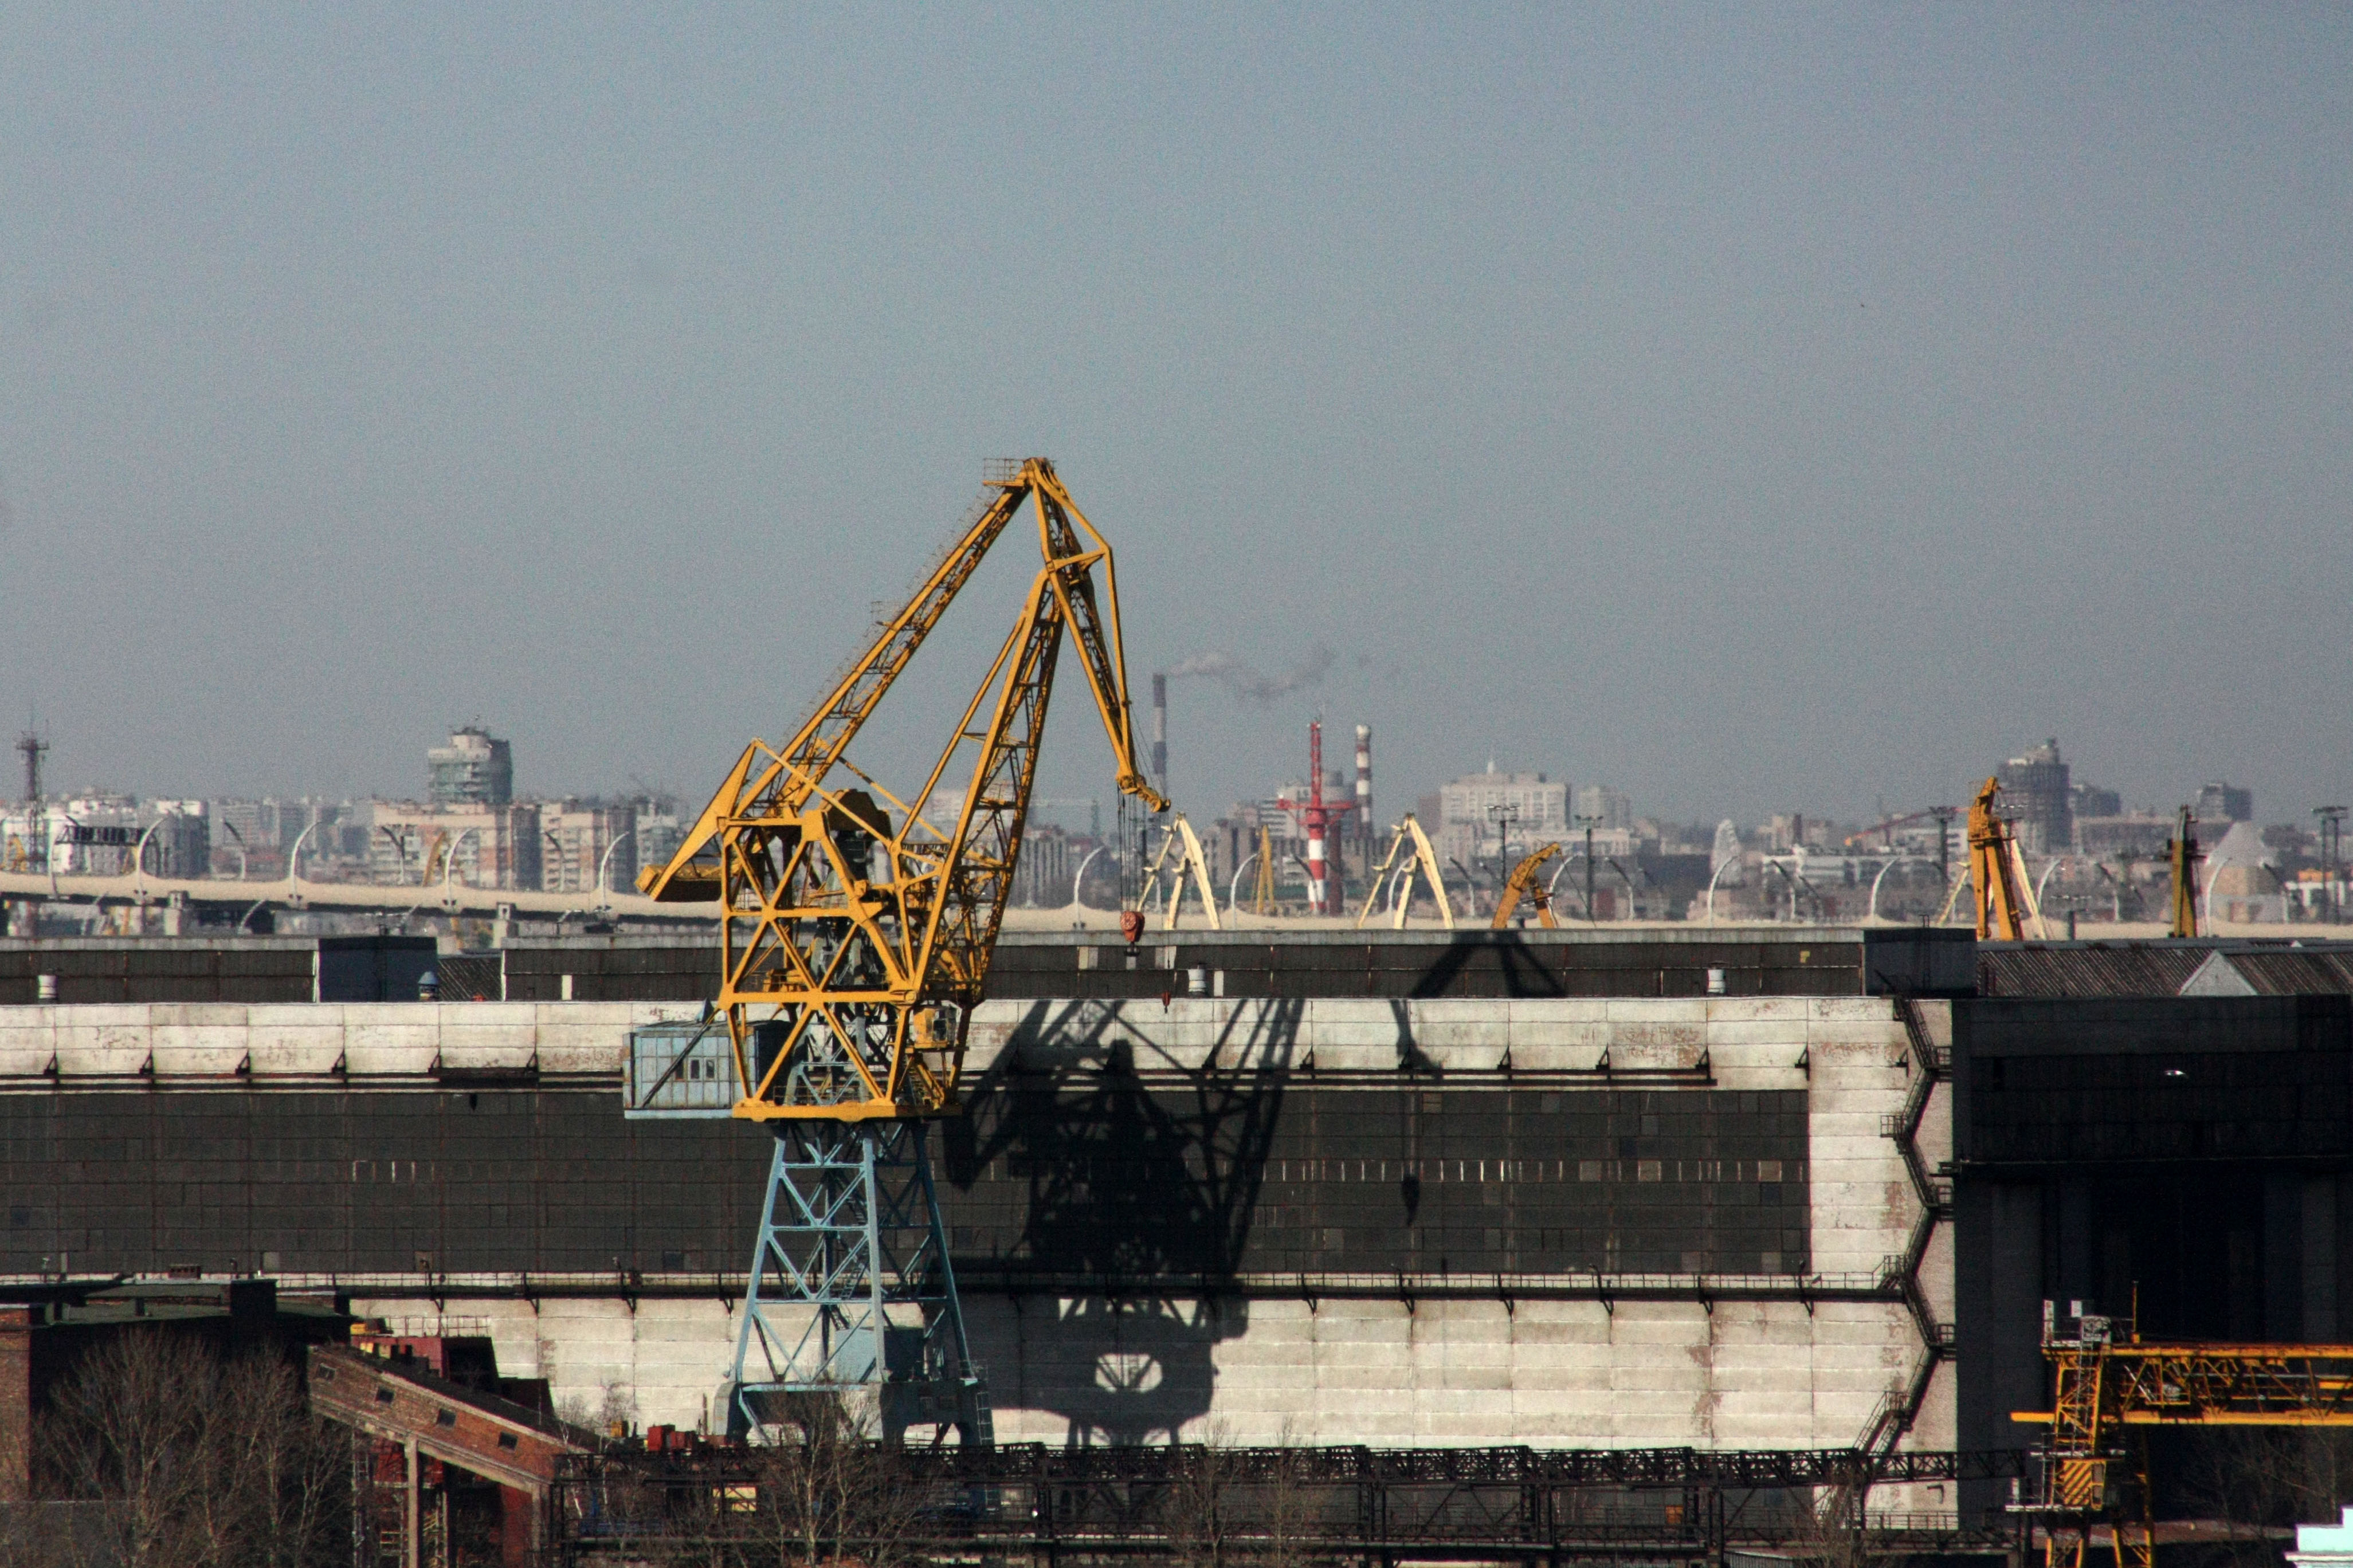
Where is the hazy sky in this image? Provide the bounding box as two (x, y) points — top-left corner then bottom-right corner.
(4, 5), (2348, 830)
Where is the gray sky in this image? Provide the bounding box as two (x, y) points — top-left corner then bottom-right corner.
(3, 5), (2348, 831)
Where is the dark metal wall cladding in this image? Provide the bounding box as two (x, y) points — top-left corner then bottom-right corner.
(1952, 996), (2353, 1168)
(989, 940), (1866, 1000)
(0, 1085), (1807, 1282)
(0, 1091), (768, 1276)
(0, 938), (437, 1004)
(1949, 992), (2353, 1515)
(0, 928), (1975, 1003)
(942, 1084), (1809, 1279)
(501, 946), (719, 1001)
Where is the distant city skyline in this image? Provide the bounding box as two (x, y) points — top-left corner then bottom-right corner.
(3, 10), (2347, 826)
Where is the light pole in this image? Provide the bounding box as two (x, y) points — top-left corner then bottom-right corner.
(379, 825), (418, 885)
(442, 827), (483, 905)
(2317, 807), (2347, 924)
(2034, 856), (2068, 918)
(1573, 814), (1602, 922)
(1487, 802), (1520, 898)
(1228, 851), (1261, 920)
(1072, 844), (1109, 910)
(595, 829), (636, 906)
(1928, 805), (1958, 897)
(1703, 855), (1741, 925)
(1866, 857), (1942, 923)
(1606, 858), (1637, 922)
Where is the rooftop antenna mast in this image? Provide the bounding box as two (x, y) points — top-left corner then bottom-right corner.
(14, 731), (48, 873)
(15, 732), (45, 805)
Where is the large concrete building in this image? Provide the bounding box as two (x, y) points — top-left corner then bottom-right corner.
(1, 927), (2347, 1537)
(428, 726), (514, 807)
(1437, 765), (1570, 874)
(1995, 738), (2071, 855)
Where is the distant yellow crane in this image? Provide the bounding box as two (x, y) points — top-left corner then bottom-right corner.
(1249, 824), (1277, 915)
(1491, 843), (1561, 929)
(1356, 814), (1454, 930)
(1136, 812), (1221, 930)
(1936, 777), (2044, 939)
(2166, 807), (2202, 937)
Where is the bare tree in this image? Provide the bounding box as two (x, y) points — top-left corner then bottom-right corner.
(2179, 1430), (2353, 1568)
(731, 1392), (925, 1568)
(1161, 1425), (1326, 1568)
(34, 1329), (348, 1568)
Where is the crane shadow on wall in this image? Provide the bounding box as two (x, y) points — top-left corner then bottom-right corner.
(1407, 936), (1566, 999)
(941, 997), (1303, 1446)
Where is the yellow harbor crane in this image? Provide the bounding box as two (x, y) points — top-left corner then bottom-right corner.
(1356, 814), (1454, 930)
(637, 458), (1164, 1440)
(1937, 777), (2044, 940)
(2015, 1302), (2353, 1568)
(1136, 812), (1222, 930)
(1491, 843), (1563, 929)
(642, 456), (1164, 1122)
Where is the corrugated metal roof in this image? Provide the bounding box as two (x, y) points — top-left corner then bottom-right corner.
(1976, 941), (2353, 997)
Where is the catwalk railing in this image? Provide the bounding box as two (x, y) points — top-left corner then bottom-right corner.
(550, 1441), (2030, 1563)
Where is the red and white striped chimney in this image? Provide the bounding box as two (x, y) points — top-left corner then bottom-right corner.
(1354, 725), (1372, 846)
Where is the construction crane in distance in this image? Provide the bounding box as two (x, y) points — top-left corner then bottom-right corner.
(638, 457), (1164, 1441)
(1357, 815), (1454, 930)
(2013, 1300), (2353, 1568)
(2166, 807), (2202, 938)
(1841, 804), (1956, 850)
(1137, 813), (1221, 930)
(1490, 843), (1562, 929)
(1936, 777), (2044, 940)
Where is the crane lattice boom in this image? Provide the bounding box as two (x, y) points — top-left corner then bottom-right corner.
(641, 457), (1163, 1123)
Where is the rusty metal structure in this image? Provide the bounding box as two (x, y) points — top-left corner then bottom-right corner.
(2014, 1302), (2353, 1568)
(548, 1441), (2031, 1565)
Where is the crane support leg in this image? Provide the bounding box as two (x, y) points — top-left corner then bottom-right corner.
(725, 1122), (991, 1447)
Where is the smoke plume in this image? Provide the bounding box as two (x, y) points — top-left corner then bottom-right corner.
(1164, 643), (1335, 705)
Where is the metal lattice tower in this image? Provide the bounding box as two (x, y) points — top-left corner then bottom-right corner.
(727, 1120), (989, 1445)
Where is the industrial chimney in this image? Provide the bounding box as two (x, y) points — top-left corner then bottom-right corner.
(1355, 724), (1372, 850)
(1151, 672), (1168, 801)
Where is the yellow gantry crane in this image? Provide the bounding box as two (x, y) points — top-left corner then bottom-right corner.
(2015, 1302), (2353, 1568)
(1356, 814), (1455, 930)
(637, 458), (1166, 1441)
(642, 456), (1164, 1123)
(1491, 843), (1562, 930)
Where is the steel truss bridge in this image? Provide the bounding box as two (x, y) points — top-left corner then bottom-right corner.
(552, 1442), (2031, 1564)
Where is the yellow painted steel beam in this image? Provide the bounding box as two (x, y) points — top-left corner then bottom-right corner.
(642, 459), (1162, 1124)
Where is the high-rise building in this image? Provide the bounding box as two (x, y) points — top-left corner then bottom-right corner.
(428, 726), (513, 807)
(1574, 786), (1634, 834)
(1438, 763), (1568, 872)
(540, 801), (637, 895)
(2194, 782), (2253, 824)
(368, 801), (542, 890)
(1997, 738), (2072, 855)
